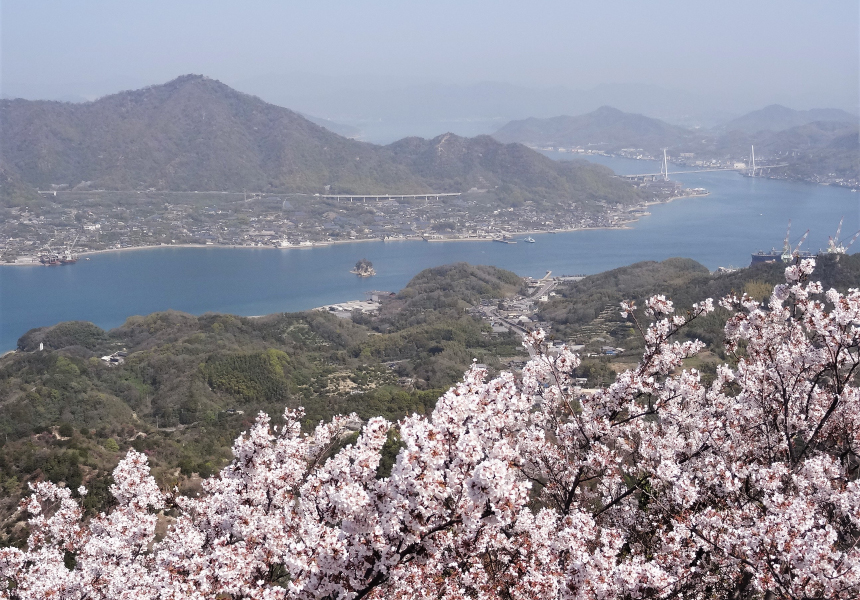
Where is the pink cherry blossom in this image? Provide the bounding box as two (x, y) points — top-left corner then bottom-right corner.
(2, 259), (857, 599)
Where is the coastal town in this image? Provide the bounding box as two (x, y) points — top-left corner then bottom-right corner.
(0, 180), (704, 265)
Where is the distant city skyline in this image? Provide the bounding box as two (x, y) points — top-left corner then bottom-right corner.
(2, 1), (858, 118)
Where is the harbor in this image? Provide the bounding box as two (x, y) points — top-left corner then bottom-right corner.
(750, 218), (860, 266)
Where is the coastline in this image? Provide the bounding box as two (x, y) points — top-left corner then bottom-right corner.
(1, 193), (706, 266)
(1, 228), (619, 265)
(640, 191), (709, 208)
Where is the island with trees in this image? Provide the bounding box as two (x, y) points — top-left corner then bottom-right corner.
(350, 258), (375, 277)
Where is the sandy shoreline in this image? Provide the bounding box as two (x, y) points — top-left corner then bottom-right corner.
(2, 193), (706, 266)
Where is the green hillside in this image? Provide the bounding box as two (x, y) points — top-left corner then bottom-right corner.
(539, 253), (860, 356)
(0, 263), (523, 546)
(388, 132), (639, 204)
(0, 75), (418, 193)
(774, 128), (860, 182)
(0, 75), (642, 208)
(0, 162), (41, 207)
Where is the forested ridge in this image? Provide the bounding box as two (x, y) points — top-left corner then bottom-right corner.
(541, 253), (860, 333)
(538, 253), (860, 389)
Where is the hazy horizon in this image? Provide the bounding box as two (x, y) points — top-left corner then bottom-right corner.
(2, 1), (858, 141)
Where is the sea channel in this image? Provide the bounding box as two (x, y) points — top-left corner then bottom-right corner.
(1, 155), (857, 351)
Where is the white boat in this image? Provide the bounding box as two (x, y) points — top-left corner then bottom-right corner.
(523, 237), (536, 243)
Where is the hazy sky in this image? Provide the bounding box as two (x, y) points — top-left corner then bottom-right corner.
(2, 0), (858, 111)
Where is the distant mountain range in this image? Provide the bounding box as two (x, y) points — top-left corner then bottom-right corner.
(492, 106), (695, 151)
(493, 105), (857, 150)
(0, 75), (639, 207)
(712, 120), (857, 155)
(489, 105), (859, 182)
(718, 105), (857, 134)
(7, 74), (857, 144)
(231, 78), (744, 142)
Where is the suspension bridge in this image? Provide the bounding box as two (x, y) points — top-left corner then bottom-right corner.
(622, 146), (787, 182)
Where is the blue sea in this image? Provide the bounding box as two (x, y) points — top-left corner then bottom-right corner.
(1, 156), (858, 351)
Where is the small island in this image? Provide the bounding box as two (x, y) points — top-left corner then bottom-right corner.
(351, 258), (376, 277)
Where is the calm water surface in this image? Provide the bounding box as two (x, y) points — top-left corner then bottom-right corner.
(2, 156), (858, 351)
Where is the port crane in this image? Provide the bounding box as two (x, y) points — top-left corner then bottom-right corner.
(827, 217), (860, 254)
(778, 220), (810, 262)
(60, 235), (80, 263)
(842, 231), (860, 254)
(39, 240), (60, 265)
(789, 229), (810, 261)
(38, 236), (79, 265)
(778, 220), (793, 260)
(833, 217), (843, 247)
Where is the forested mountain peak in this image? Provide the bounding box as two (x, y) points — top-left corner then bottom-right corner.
(0, 76), (641, 206)
(0, 74), (382, 192)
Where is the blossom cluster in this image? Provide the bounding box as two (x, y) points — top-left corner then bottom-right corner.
(2, 259), (858, 599)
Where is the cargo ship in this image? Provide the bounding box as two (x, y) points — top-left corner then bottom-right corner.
(39, 236), (79, 265)
(752, 218), (860, 265)
(38, 251), (78, 265)
(750, 221), (810, 266)
(749, 249), (781, 265)
(749, 248), (813, 265)
(39, 252), (61, 265)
